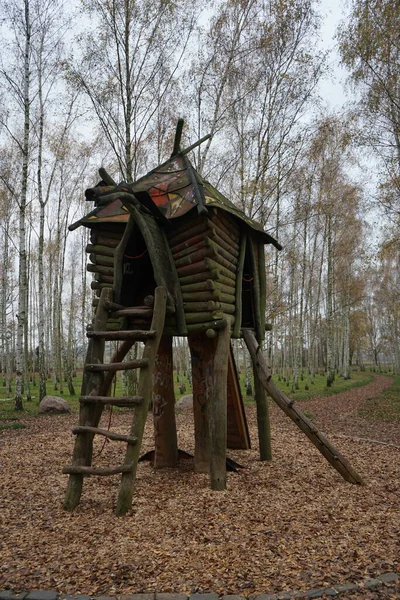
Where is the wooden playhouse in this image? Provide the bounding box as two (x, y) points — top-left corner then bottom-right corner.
(64, 123), (364, 516)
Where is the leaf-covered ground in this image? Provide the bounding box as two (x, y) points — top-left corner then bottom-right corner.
(0, 374), (399, 597)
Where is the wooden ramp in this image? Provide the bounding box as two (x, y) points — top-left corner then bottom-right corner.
(243, 329), (364, 485)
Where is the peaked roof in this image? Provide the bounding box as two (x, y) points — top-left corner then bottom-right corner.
(70, 153), (282, 250)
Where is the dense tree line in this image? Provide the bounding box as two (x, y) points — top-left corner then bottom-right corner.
(0, 0), (398, 409)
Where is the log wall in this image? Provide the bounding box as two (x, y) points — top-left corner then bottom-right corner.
(168, 208), (240, 333)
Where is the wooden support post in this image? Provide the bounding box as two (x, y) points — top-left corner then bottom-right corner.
(253, 364), (272, 461)
(243, 329), (365, 485)
(189, 334), (215, 473)
(209, 321), (231, 490)
(153, 335), (178, 468)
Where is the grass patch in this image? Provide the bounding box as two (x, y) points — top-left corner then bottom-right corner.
(358, 374), (400, 423)
(0, 422), (27, 430)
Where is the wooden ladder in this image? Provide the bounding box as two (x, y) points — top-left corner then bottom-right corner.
(63, 286), (168, 516)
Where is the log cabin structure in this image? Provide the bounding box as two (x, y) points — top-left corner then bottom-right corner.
(63, 121), (364, 516)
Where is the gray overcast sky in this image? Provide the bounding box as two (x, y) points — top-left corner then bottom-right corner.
(317, 0), (349, 109)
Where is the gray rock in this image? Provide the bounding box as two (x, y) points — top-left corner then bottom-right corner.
(176, 394), (193, 411)
(39, 396), (71, 414)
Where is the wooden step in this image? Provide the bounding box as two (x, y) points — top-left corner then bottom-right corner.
(79, 395), (144, 407)
(63, 464), (133, 476)
(87, 330), (156, 341)
(84, 359), (149, 372)
(72, 426), (137, 444)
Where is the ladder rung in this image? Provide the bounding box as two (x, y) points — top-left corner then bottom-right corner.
(62, 464), (134, 476)
(85, 359), (149, 372)
(79, 395), (144, 407)
(72, 426), (137, 444)
(87, 330), (156, 341)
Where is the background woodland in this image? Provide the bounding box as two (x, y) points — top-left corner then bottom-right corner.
(0, 0), (399, 410)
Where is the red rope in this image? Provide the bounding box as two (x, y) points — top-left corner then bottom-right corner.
(243, 275), (254, 282)
(93, 405), (113, 458)
(124, 249), (148, 259)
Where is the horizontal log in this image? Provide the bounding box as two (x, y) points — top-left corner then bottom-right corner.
(205, 249), (237, 274)
(171, 238), (209, 261)
(87, 329), (156, 341)
(172, 236), (239, 267)
(72, 426), (137, 444)
(176, 259), (209, 278)
(180, 279), (216, 293)
(169, 232), (209, 256)
(178, 268), (220, 286)
(183, 300), (221, 312)
(204, 257), (236, 280)
(85, 359), (149, 371)
(209, 237), (239, 265)
(80, 395), (144, 407)
(182, 290), (219, 302)
(210, 209), (239, 239)
(209, 227), (240, 257)
(62, 464), (134, 476)
(87, 263), (115, 277)
(91, 281), (113, 291)
(86, 244), (116, 257)
(168, 220), (211, 248)
(184, 311), (223, 324)
(186, 317), (229, 333)
(96, 235), (122, 248)
(95, 227), (125, 240)
(182, 290), (236, 304)
(174, 246), (214, 269)
(219, 302), (236, 315)
(94, 273), (114, 284)
(89, 253), (114, 267)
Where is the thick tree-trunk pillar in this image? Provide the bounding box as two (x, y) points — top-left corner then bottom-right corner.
(153, 335), (178, 468)
(209, 323), (230, 490)
(189, 334), (215, 473)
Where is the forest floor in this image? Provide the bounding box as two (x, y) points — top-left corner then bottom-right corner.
(0, 374), (399, 598)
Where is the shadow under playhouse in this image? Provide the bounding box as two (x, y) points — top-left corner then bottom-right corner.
(64, 121), (364, 516)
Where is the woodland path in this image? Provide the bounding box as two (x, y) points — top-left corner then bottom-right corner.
(0, 373), (399, 599)
(297, 373), (399, 445)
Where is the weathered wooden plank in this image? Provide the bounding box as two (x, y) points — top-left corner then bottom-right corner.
(243, 329), (365, 485)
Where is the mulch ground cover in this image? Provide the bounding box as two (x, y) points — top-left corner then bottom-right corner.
(0, 374), (399, 598)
